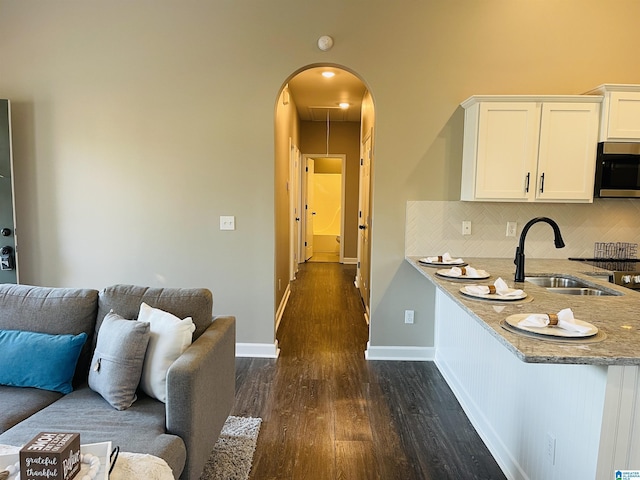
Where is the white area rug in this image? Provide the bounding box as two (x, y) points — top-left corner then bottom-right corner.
(200, 416), (262, 480)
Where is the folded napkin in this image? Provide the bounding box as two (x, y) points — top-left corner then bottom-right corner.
(464, 277), (524, 297)
(517, 308), (592, 334)
(446, 266), (487, 278)
(422, 252), (463, 264)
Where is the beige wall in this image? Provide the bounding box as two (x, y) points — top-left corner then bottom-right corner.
(1, 1), (639, 349)
(274, 86), (300, 319)
(300, 121), (360, 259)
(359, 91), (375, 313)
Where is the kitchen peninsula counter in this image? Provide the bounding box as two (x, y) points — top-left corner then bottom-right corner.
(407, 256), (640, 479)
(407, 256), (639, 366)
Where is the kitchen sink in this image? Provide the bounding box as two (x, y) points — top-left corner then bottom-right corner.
(546, 287), (610, 296)
(525, 276), (589, 288)
(525, 275), (622, 296)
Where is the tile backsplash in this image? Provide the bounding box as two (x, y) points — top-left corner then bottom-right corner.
(406, 200), (640, 259)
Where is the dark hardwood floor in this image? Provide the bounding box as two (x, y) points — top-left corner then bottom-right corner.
(231, 262), (506, 480)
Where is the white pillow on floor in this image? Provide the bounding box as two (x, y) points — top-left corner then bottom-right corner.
(137, 302), (195, 402)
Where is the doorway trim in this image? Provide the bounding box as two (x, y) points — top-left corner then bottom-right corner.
(301, 153), (346, 264)
(0, 99), (18, 284)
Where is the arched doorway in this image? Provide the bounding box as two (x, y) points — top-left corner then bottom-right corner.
(273, 64), (375, 333)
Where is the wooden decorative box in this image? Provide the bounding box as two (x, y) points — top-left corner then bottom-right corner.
(19, 432), (81, 480)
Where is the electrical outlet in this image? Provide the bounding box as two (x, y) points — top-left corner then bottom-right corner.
(404, 310), (414, 324)
(462, 221), (471, 235)
(546, 432), (556, 465)
(506, 221), (517, 237)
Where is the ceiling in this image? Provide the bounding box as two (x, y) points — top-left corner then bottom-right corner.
(286, 66), (366, 122)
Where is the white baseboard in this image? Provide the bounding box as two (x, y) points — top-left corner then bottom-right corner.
(365, 342), (434, 361)
(275, 283), (291, 333)
(342, 257), (357, 265)
(236, 341), (280, 358)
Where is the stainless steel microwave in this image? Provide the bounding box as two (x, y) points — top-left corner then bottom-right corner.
(594, 142), (640, 198)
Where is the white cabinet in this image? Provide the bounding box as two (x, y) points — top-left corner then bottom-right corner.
(586, 84), (640, 142)
(460, 95), (601, 203)
(537, 102), (601, 201)
(461, 101), (538, 201)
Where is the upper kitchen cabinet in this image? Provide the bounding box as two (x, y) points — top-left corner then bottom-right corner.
(460, 95), (602, 203)
(585, 84), (640, 142)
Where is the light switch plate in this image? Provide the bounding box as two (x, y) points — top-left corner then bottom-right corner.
(220, 215), (235, 230)
(462, 221), (471, 235)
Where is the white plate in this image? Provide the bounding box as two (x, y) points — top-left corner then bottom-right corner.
(505, 313), (598, 338)
(459, 286), (527, 301)
(436, 268), (490, 281)
(418, 258), (466, 267)
(0, 442), (112, 480)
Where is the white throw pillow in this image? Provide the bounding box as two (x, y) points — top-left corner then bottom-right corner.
(137, 302), (195, 402)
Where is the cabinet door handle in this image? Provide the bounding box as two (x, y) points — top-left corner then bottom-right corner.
(540, 172), (545, 193)
(525, 172), (530, 193)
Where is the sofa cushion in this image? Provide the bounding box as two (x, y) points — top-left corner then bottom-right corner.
(0, 386), (63, 434)
(88, 312), (150, 410)
(137, 302), (195, 403)
(0, 284), (99, 385)
(97, 285), (212, 342)
(0, 386), (187, 479)
(0, 329), (87, 394)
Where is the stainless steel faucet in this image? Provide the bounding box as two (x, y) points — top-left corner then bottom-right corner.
(514, 217), (565, 282)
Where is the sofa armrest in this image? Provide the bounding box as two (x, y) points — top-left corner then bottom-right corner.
(166, 315), (236, 480)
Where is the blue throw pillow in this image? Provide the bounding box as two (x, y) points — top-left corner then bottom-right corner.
(0, 329), (88, 394)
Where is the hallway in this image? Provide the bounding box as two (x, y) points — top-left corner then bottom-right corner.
(231, 262), (506, 479)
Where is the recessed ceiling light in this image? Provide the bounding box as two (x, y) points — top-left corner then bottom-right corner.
(339, 102), (350, 109)
(322, 71), (335, 78)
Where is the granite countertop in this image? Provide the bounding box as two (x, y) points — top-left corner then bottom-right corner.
(407, 256), (640, 366)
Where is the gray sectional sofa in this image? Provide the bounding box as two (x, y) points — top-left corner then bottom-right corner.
(0, 283), (236, 480)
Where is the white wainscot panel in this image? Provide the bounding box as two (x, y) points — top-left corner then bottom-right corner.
(434, 290), (608, 480)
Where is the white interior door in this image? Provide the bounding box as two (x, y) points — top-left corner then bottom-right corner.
(357, 132), (372, 314)
(304, 158), (315, 261)
(289, 141), (301, 279)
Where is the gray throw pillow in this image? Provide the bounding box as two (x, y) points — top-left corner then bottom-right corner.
(88, 311), (150, 410)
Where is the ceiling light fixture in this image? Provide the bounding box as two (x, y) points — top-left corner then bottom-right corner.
(322, 71), (335, 78)
(339, 102), (350, 109)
